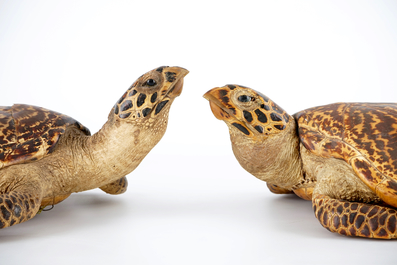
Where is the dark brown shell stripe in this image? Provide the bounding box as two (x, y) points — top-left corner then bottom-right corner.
(313, 194), (397, 239)
(214, 85), (290, 137)
(295, 103), (397, 207)
(0, 191), (41, 228)
(0, 104), (90, 169)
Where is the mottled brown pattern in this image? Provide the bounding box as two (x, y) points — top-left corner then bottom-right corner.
(344, 104), (397, 178)
(0, 191), (41, 229)
(0, 104), (90, 169)
(296, 103), (397, 207)
(313, 194), (397, 239)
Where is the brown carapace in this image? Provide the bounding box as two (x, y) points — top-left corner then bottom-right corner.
(204, 84), (397, 239)
(0, 66), (188, 229)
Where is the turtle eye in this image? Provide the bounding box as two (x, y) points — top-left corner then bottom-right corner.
(238, 95), (252, 102)
(146, 79), (157, 86)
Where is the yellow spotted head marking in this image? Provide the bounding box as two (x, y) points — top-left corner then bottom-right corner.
(114, 66), (189, 121)
(203, 85), (291, 139)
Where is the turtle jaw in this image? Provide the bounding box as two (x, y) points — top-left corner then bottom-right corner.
(161, 67), (189, 100)
(204, 87), (260, 139)
(203, 88), (237, 121)
(143, 67), (188, 118)
(209, 100), (228, 120)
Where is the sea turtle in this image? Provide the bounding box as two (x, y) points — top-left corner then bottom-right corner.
(0, 66), (188, 228)
(204, 84), (397, 239)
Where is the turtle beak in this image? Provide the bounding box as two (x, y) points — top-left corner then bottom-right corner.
(169, 77), (184, 97)
(163, 67), (189, 98)
(203, 87), (233, 121)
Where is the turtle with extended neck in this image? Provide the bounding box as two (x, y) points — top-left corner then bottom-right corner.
(204, 84), (397, 239)
(0, 66), (188, 228)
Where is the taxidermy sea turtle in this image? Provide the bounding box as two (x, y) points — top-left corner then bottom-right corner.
(204, 85), (397, 239)
(0, 66), (188, 228)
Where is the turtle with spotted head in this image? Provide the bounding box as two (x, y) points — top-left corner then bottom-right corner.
(204, 84), (397, 239)
(0, 66), (188, 228)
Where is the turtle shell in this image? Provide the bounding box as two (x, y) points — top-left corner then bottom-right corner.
(295, 103), (397, 207)
(0, 104), (90, 169)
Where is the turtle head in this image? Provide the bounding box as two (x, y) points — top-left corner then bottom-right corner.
(113, 66), (189, 122)
(204, 85), (303, 189)
(203, 85), (291, 140)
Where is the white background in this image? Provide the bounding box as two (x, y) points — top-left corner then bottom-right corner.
(1, 1), (397, 264)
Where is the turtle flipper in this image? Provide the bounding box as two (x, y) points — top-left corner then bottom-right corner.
(266, 183), (293, 194)
(0, 190), (42, 228)
(313, 194), (397, 239)
(99, 176), (128, 195)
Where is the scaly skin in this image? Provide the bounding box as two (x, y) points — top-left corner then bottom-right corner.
(204, 85), (397, 239)
(0, 191), (41, 228)
(313, 194), (397, 239)
(0, 66), (188, 228)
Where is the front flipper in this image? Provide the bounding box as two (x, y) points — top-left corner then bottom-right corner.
(99, 176), (128, 195)
(0, 189), (42, 228)
(266, 183), (293, 194)
(313, 194), (397, 239)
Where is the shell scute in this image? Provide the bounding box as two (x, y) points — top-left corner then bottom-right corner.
(296, 102), (397, 206)
(343, 104), (397, 178)
(0, 104), (90, 169)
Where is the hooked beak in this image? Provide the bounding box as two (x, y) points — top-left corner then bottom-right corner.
(203, 88), (233, 121)
(164, 67), (189, 98)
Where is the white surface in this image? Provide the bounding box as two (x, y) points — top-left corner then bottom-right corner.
(1, 1), (397, 264)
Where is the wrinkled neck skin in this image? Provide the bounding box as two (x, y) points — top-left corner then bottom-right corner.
(85, 111), (170, 189)
(34, 104), (172, 196)
(230, 120), (304, 190)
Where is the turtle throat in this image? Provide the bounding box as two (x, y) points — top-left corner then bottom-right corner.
(230, 118), (304, 190)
